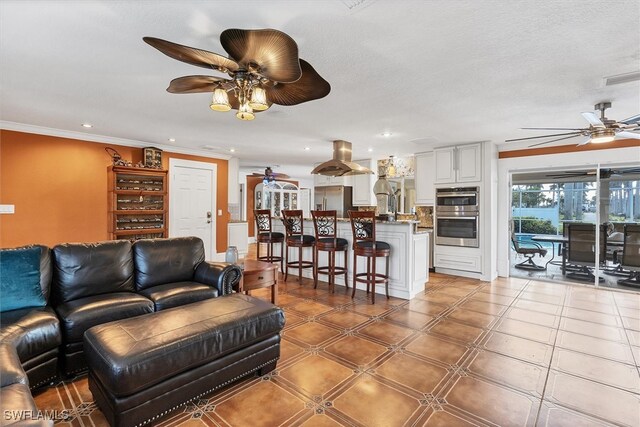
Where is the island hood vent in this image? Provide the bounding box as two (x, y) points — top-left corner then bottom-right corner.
(311, 140), (374, 177)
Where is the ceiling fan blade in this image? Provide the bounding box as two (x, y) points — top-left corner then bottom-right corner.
(581, 111), (606, 128)
(143, 37), (239, 73)
(521, 127), (586, 131)
(546, 173), (588, 178)
(528, 134), (582, 148)
(264, 59), (331, 106)
(167, 75), (231, 93)
(620, 113), (640, 125)
(576, 136), (592, 146)
(505, 132), (582, 143)
(616, 131), (640, 140)
(220, 29), (301, 83)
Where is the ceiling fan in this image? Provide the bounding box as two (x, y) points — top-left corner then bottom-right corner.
(250, 167), (290, 181)
(506, 102), (640, 147)
(143, 29), (330, 121)
(546, 167), (640, 179)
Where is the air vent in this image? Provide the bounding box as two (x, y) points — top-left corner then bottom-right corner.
(603, 71), (640, 86)
(340, 0), (377, 11)
(201, 145), (222, 151)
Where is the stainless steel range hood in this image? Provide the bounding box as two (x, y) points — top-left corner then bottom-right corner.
(311, 140), (374, 176)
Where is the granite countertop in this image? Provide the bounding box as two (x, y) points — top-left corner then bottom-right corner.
(228, 220), (248, 223)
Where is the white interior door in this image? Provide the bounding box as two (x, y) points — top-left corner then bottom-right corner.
(169, 159), (217, 260)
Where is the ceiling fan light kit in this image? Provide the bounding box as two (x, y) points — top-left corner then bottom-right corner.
(144, 28), (330, 121)
(590, 128), (615, 144)
(506, 102), (640, 147)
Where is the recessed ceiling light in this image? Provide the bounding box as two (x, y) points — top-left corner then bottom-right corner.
(229, 148), (235, 153)
(168, 138), (176, 142)
(81, 123), (93, 128)
(367, 148), (373, 152)
(304, 147), (310, 151)
(381, 132), (392, 137)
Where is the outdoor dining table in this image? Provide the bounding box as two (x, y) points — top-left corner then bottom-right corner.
(532, 234), (624, 275)
(531, 235), (568, 273)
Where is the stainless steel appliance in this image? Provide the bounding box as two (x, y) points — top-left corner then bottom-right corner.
(314, 186), (353, 218)
(436, 187), (479, 214)
(435, 187), (479, 248)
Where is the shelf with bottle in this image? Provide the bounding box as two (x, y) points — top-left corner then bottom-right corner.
(108, 166), (168, 241)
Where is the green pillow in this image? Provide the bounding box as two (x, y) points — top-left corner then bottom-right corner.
(0, 247), (45, 312)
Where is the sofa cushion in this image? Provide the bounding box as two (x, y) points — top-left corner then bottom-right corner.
(84, 293), (285, 397)
(139, 281), (218, 311)
(0, 247), (45, 312)
(133, 237), (205, 290)
(0, 306), (61, 362)
(52, 240), (134, 304)
(0, 383), (39, 422)
(55, 293), (153, 342)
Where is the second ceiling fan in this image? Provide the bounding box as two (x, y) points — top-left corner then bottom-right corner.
(506, 102), (640, 147)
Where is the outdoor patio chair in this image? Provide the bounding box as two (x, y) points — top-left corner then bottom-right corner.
(511, 232), (548, 270)
(618, 224), (640, 287)
(565, 223), (606, 282)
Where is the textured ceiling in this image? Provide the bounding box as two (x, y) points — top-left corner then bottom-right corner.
(1, 0), (638, 176)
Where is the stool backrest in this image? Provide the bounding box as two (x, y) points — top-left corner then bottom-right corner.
(348, 210), (375, 248)
(281, 210), (304, 238)
(621, 224), (640, 269)
(254, 209), (273, 234)
(311, 210), (338, 240)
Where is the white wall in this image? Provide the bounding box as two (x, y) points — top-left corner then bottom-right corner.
(496, 146), (639, 277)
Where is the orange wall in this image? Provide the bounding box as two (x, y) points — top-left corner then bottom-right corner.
(0, 130), (229, 252)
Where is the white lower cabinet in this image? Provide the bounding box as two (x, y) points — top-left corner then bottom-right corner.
(434, 245), (481, 273)
(227, 222), (249, 257)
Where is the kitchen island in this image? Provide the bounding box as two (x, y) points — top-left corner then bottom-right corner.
(271, 219), (429, 300)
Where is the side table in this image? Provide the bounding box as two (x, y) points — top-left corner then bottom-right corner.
(237, 259), (278, 305)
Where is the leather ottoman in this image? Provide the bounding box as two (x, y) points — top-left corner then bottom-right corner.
(84, 294), (285, 427)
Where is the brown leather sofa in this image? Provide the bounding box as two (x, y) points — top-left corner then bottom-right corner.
(0, 237), (242, 425)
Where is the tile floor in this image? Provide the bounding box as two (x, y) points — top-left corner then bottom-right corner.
(34, 263), (640, 426)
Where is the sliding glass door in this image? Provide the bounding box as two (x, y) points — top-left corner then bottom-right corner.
(510, 164), (640, 291)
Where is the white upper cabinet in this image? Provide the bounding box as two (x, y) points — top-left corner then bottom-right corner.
(352, 159), (376, 206)
(414, 152), (435, 205)
(434, 143), (482, 184)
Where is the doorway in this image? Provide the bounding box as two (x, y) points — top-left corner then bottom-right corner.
(169, 158), (217, 260)
(508, 165), (639, 291)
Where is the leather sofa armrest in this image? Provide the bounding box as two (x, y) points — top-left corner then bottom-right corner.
(194, 262), (242, 296)
(0, 343), (28, 387)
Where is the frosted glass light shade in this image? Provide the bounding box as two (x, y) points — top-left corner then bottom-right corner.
(210, 88), (231, 112)
(236, 103), (255, 121)
(249, 87), (269, 111)
(590, 129), (615, 144)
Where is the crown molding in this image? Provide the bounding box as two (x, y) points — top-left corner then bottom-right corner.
(0, 121), (232, 160)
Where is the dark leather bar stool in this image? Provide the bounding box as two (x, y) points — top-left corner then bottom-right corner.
(311, 210), (349, 293)
(348, 210), (391, 304)
(281, 210), (316, 283)
(254, 209), (284, 272)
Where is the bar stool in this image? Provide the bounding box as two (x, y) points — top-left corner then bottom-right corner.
(254, 209), (284, 272)
(311, 210), (349, 293)
(348, 210), (391, 304)
(281, 210), (316, 283)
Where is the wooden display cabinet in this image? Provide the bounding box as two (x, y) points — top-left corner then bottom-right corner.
(108, 166), (168, 241)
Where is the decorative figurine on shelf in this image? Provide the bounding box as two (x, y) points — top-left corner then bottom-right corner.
(143, 147), (163, 169)
(105, 147), (132, 167)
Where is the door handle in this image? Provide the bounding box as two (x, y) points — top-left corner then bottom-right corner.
(206, 211), (212, 218)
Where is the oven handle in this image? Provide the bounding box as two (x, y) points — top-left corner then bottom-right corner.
(436, 192), (478, 197)
(436, 216), (478, 220)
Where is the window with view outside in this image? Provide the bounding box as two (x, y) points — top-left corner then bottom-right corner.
(512, 179), (639, 237)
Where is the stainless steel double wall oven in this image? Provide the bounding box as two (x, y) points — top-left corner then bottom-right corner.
(435, 187), (479, 248)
